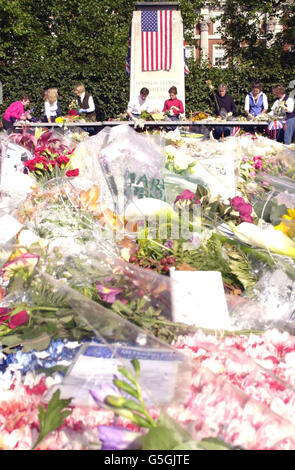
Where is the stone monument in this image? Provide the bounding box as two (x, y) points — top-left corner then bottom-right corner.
(129, 2), (186, 113)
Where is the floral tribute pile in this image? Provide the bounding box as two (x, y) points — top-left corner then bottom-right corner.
(1, 124), (295, 450)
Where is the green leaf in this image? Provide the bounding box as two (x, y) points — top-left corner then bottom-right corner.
(106, 395), (146, 415)
(172, 440), (207, 450)
(32, 389), (72, 450)
(131, 358), (140, 377)
(142, 425), (181, 450)
(113, 379), (138, 399)
(269, 203), (288, 226)
(227, 246), (256, 290)
(141, 411), (192, 450)
(117, 366), (137, 385)
(197, 438), (231, 450)
(21, 334), (52, 353)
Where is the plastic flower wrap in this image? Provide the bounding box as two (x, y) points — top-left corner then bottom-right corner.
(26, 262), (295, 449)
(15, 177), (124, 256)
(97, 125), (166, 215)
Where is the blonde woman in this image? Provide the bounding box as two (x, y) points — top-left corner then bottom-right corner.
(73, 83), (96, 121)
(44, 87), (61, 123)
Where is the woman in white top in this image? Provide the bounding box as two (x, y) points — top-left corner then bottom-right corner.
(44, 88), (61, 123)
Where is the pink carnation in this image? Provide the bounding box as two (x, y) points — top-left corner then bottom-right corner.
(231, 196), (253, 223)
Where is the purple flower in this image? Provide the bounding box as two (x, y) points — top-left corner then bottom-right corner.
(189, 232), (201, 247)
(96, 282), (122, 303)
(164, 239), (173, 249)
(98, 426), (142, 450)
(90, 384), (119, 408)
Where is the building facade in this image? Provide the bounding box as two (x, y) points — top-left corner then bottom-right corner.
(185, 3), (284, 67)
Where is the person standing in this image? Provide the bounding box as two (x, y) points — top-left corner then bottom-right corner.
(2, 94), (31, 133)
(73, 83), (96, 122)
(213, 84), (236, 139)
(245, 82), (268, 119)
(269, 84), (295, 145)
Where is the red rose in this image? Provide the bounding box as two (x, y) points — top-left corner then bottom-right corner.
(66, 168), (79, 177)
(8, 310), (30, 329)
(0, 307), (11, 324)
(68, 109), (78, 116)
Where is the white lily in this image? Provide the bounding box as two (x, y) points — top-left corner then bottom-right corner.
(17, 229), (48, 249)
(233, 222), (295, 259)
(125, 198), (178, 221)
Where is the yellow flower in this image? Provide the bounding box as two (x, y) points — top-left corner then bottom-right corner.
(55, 116), (65, 123)
(283, 208), (295, 220)
(275, 208), (295, 239)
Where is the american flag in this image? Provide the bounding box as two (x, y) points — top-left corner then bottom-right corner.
(183, 31), (190, 75)
(141, 10), (172, 72)
(126, 22), (131, 75)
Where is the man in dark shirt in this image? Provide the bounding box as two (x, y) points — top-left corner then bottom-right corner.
(213, 84), (236, 139)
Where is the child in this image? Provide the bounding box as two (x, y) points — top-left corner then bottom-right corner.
(162, 86), (184, 121)
(73, 83), (96, 122)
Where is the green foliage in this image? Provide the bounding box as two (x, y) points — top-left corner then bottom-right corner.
(32, 389), (72, 450)
(108, 360), (231, 450)
(254, 199), (288, 225)
(0, 0), (134, 119)
(185, 57), (295, 116)
(0, 0), (294, 120)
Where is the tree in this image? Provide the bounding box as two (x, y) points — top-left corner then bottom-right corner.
(210, 0), (295, 67)
(0, 0), (135, 118)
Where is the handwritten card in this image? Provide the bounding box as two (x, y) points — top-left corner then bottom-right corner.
(170, 269), (231, 330)
(191, 156), (236, 199)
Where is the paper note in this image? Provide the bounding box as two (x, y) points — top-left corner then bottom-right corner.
(0, 213), (23, 244)
(1, 143), (32, 177)
(170, 269), (231, 330)
(44, 343), (184, 408)
(191, 156), (236, 199)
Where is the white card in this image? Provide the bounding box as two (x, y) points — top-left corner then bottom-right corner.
(44, 343), (183, 408)
(2, 143), (32, 176)
(191, 156), (236, 199)
(170, 269), (231, 330)
(0, 213), (23, 244)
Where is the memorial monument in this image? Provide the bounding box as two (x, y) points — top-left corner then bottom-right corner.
(129, 2), (186, 113)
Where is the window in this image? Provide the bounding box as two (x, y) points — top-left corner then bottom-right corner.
(213, 45), (227, 68)
(185, 46), (195, 59)
(213, 18), (222, 35)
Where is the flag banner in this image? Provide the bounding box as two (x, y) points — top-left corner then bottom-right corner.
(141, 10), (172, 72)
(126, 22), (131, 75)
(232, 126), (241, 137)
(268, 120), (284, 131)
(183, 23), (190, 75)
